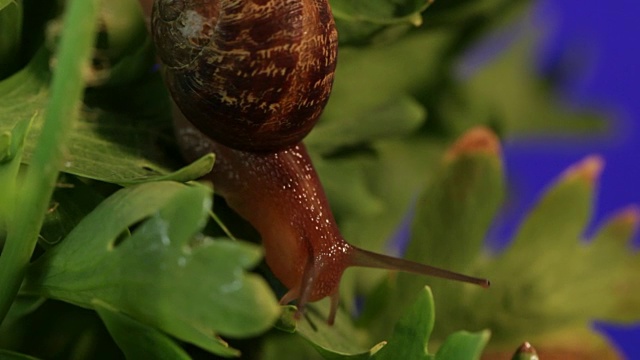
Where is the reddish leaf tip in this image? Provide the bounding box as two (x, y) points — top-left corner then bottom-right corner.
(445, 126), (501, 161)
(605, 205), (640, 239)
(562, 155), (605, 185)
(612, 205), (640, 226)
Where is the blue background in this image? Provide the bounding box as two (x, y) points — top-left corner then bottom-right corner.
(501, 0), (640, 358)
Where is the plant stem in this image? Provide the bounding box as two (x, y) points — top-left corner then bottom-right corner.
(0, 0), (100, 323)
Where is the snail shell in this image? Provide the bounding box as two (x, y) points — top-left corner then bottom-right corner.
(151, 0), (338, 152)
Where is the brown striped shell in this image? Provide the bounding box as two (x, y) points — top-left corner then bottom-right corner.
(151, 0), (338, 152)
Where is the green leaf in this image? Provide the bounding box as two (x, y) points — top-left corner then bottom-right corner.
(285, 302), (374, 359)
(412, 155), (640, 358)
(39, 175), (106, 248)
(0, 300), (127, 359)
(43, 0), (153, 87)
(442, 30), (605, 137)
(0, 296), (45, 330)
(372, 287), (489, 360)
(409, 129), (504, 272)
(276, 287), (488, 360)
(330, 0), (430, 45)
(88, 0), (154, 87)
(0, 51), (49, 133)
(421, 0), (528, 27)
(261, 333), (328, 360)
(332, 0), (428, 24)
(475, 157), (602, 340)
(0, 0), (22, 79)
(0, 349), (41, 360)
(0, 0), (102, 323)
(586, 207), (640, 321)
(312, 30), (454, 156)
(0, 1), (207, 186)
(328, 138), (444, 309)
(372, 286), (435, 360)
(24, 182), (280, 357)
(0, 117), (31, 169)
(368, 128), (504, 348)
(0, 118), (32, 238)
(360, 128), (503, 339)
(312, 153), (383, 219)
(95, 300), (192, 360)
(434, 330), (490, 360)
(116, 153), (215, 186)
(320, 135), (451, 312)
(307, 96), (426, 154)
(0, 49), (210, 185)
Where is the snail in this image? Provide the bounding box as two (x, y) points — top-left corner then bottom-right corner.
(150, 0), (489, 324)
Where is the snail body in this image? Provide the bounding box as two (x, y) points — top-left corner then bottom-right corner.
(153, 0), (489, 324)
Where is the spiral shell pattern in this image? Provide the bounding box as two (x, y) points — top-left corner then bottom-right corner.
(152, 0), (338, 151)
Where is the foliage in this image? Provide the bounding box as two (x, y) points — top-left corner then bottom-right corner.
(0, 0), (636, 359)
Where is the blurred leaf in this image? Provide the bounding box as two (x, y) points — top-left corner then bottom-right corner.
(409, 128), (504, 272)
(44, 0), (153, 87)
(0, 300), (124, 359)
(0, 118), (32, 238)
(406, 128), (503, 340)
(95, 300), (191, 360)
(329, 137), (444, 308)
(415, 155), (640, 356)
(483, 327), (619, 360)
(307, 96), (426, 154)
(0, 51), (49, 133)
(261, 333), (326, 360)
(359, 127), (503, 338)
(472, 157), (603, 340)
(529, 327), (620, 360)
(0, 118), (32, 164)
(0, 117), (32, 268)
(24, 182), (280, 357)
(312, 153), (383, 219)
(330, 0), (430, 45)
(442, 29), (605, 137)
(348, 132), (638, 359)
(332, 0), (428, 24)
(434, 330), (489, 360)
(0, 0), (22, 79)
(421, 0), (528, 27)
(90, 0), (154, 86)
(312, 30), (454, 156)
(0, 296), (45, 330)
(0, 349), (41, 360)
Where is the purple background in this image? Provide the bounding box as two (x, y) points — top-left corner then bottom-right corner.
(501, 0), (640, 358)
